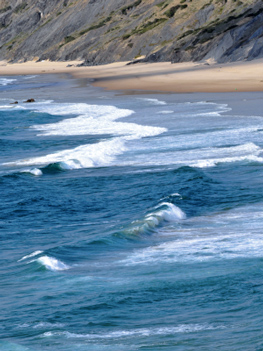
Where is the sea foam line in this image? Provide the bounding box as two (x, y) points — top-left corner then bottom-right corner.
(43, 323), (226, 339)
(1, 101), (166, 170)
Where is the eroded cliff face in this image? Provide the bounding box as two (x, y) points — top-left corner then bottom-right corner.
(0, 0), (262, 64)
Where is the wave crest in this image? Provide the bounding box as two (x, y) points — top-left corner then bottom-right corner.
(36, 256), (70, 271)
(120, 203), (186, 237)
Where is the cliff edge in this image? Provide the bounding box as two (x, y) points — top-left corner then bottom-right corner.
(0, 0), (263, 64)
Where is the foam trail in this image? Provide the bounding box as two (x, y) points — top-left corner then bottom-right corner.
(36, 256), (70, 271)
(0, 78), (17, 86)
(43, 323), (225, 339)
(2, 101), (166, 170)
(122, 205), (263, 266)
(138, 98), (167, 105)
(121, 142), (263, 168)
(18, 250), (43, 262)
(28, 104), (165, 137)
(159, 110), (174, 114)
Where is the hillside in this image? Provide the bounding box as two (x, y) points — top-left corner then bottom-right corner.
(0, 0), (262, 64)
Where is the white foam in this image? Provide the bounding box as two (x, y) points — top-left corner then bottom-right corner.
(28, 103), (165, 138)
(138, 98), (167, 105)
(151, 202), (186, 221)
(122, 205), (263, 265)
(0, 105), (16, 109)
(159, 110), (174, 114)
(18, 250), (43, 262)
(22, 75), (37, 80)
(43, 323), (225, 339)
(2, 102), (166, 170)
(4, 137), (126, 169)
(32, 322), (64, 329)
(16, 322), (64, 329)
(123, 203), (186, 236)
(120, 141), (263, 168)
(0, 78), (17, 86)
(21, 168), (43, 176)
(36, 256), (70, 271)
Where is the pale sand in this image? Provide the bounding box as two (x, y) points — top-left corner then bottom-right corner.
(1, 59), (263, 93)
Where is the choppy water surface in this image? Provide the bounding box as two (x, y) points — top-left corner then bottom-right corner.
(1, 76), (263, 350)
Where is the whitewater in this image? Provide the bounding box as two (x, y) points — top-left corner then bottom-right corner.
(1, 74), (263, 351)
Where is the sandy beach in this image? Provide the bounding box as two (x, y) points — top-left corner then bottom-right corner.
(1, 59), (263, 93)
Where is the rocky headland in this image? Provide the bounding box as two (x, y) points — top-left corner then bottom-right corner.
(0, 0), (263, 65)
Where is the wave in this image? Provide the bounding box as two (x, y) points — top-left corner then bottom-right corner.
(120, 142), (263, 169)
(122, 205), (263, 265)
(158, 110), (174, 114)
(42, 323), (225, 339)
(16, 322), (64, 329)
(29, 103), (137, 136)
(19, 250), (70, 272)
(1, 101), (166, 170)
(0, 78), (17, 86)
(18, 250), (43, 262)
(21, 168), (43, 176)
(138, 98), (167, 105)
(119, 202), (186, 237)
(35, 256), (70, 271)
(3, 137), (127, 169)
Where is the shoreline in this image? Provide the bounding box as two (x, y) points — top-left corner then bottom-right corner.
(1, 59), (263, 93)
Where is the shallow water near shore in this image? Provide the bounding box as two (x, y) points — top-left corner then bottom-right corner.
(1, 75), (263, 350)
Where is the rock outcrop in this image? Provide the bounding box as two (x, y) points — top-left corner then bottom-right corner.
(0, 0), (263, 64)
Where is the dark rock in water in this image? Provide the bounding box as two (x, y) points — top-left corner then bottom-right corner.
(24, 99), (35, 103)
(10, 101), (18, 104)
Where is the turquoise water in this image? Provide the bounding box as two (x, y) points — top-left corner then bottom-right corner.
(1, 76), (263, 350)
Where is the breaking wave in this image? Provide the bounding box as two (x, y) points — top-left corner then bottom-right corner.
(0, 78), (17, 86)
(36, 256), (70, 271)
(1, 101), (166, 170)
(119, 202), (186, 237)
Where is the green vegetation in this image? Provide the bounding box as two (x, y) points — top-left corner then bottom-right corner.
(14, 2), (27, 13)
(201, 0), (213, 9)
(121, 0), (142, 15)
(0, 6), (11, 14)
(164, 5), (180, 17)
(64, 35), (75, 44)
(177, 29), (194, 40)
(106, 25), (121, 34)
(164, 4), (188, 18)
(123, 17), (167, 39)
(80, 16), (112, 35)
(156, 1), (166, 8)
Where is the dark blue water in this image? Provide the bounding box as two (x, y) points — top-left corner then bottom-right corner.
(1, 76), (263, 350)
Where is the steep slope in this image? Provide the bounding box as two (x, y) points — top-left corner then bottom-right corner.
(0, 0), (262, 64)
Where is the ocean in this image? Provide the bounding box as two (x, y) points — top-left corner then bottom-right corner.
(1, 74), (263, 351)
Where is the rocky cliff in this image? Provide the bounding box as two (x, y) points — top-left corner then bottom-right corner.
(0, 0), (263, 64)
